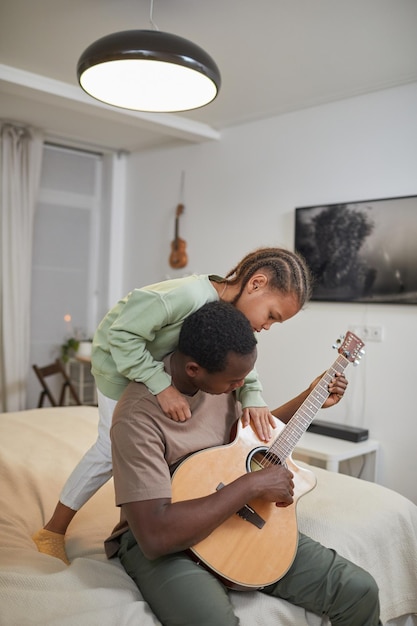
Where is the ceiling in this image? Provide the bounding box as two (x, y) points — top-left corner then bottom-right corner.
(1, 0), (417, 153)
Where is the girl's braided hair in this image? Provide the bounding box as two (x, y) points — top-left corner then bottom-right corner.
(224, 247), (312, 308)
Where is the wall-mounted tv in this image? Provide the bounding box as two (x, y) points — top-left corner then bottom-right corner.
(294, 195), (417, 304)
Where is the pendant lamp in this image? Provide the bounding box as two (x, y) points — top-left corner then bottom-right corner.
(77, 29), (221, 112)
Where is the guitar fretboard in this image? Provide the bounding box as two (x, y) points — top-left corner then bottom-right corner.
(262, 354), (349, 466)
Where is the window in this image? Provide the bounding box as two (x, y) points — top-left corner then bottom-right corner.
(28, 144), (103, 408)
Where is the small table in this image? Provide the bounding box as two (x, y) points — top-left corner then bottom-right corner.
(293, 432), (379, 482)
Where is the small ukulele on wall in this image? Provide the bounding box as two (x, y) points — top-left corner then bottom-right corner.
(169, 203), (188, 269)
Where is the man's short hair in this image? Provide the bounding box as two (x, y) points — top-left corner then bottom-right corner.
(178, 301), (257, 373)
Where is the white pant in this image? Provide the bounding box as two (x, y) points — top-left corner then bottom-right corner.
(60, 389), (118, 510)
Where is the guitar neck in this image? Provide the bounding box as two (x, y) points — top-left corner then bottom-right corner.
(174, 216), (179, 248)
(269, 354), (350, 463)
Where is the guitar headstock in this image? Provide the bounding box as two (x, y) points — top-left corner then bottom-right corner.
(333, 331), (365, 366)
(176, 203), (185, 218)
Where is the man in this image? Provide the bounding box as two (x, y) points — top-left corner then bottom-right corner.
(106, 301), (380, 626)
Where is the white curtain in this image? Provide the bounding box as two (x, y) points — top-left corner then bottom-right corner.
(0, 123), (44, 412)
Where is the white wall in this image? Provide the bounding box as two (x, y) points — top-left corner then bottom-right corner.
(122, 83), (417, 503)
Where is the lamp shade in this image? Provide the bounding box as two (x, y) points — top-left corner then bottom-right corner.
(77, 29), (221, 112)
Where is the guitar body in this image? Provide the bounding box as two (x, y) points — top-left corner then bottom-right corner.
(171, 416), (317, 590)
(169, 203), (188, 269)
(169, 236), (188, 269)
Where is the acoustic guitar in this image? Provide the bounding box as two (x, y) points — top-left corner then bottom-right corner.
(171, 332), (365, 591)
(169, 203), (188, 269)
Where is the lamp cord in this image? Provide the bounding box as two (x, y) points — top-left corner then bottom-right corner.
(179, 170), (185, 203)
(149, 0), (159, 31)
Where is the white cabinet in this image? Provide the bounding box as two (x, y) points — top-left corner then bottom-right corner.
(66, 357), (97, 405)
(294, 433), (379, 482)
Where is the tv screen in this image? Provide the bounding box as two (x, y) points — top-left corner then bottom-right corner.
(294, 195), (417, 304)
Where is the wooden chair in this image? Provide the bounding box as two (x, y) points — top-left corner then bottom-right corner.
(32, 359), (82, 407)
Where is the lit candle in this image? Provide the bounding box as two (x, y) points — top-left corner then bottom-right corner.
(64, 314), (74, 337)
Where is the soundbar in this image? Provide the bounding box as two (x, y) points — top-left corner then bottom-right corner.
(307, 420), (369, 442)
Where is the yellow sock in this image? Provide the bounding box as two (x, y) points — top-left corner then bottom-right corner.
(32, 529), (70, 565)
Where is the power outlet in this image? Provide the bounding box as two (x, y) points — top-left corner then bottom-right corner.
(351, 325), (384, 342)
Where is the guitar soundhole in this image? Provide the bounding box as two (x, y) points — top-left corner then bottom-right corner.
(246, 447), (283, 473)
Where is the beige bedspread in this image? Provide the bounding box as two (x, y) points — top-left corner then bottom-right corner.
(0, 406), (416, 626)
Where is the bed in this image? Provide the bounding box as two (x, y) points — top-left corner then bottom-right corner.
(0, 405), (416, 626)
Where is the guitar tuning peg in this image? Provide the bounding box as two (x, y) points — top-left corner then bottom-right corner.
(332, 335), (344, 350)
(359, 348), (365, 355)
(353, 359), (360, 366)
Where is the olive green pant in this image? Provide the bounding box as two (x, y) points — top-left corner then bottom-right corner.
(118, 530), (380, 626)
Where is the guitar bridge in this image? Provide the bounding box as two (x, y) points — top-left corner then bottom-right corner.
(216, 483), (265, 529)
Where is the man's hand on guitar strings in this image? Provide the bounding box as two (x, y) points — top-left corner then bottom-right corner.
(247, 464), (294, 508)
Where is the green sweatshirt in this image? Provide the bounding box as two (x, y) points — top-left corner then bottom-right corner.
(91, 274), (265, 408)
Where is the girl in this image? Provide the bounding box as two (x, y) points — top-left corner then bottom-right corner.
(33, 247), (347, 564)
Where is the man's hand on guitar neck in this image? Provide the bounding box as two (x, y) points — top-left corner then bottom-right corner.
(321, 372), (348, 408)
(271, 373), (349, 425)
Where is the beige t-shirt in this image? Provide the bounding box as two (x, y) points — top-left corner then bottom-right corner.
(106, 356), (241, 557)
